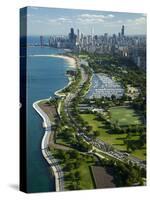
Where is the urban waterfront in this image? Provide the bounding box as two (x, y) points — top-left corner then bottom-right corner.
(22, 7), (146, 193)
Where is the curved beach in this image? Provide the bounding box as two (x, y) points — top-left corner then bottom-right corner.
(48, 54), (77, 68)
(30, 54), (76, 69)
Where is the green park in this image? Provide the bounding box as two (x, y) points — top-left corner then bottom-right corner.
(109, 106), (142, 126)
(80, 106), (146, 160)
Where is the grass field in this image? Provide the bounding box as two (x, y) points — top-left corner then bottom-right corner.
(77, 158), (95, 189)
(64, 161), (94, 190)
(52, 150), (95, 190)
(80, 113), (127, 150)
(109, 107), (142, 126)
(80, 113), (146, 160)
(130, 146), (146, 160)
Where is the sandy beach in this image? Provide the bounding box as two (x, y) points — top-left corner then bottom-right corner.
(30, 54), (76, 68)
(49, 54), (76, 69)
(50, 54), (78, 97)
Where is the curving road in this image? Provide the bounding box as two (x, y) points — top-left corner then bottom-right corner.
(63, 60), (146, 170)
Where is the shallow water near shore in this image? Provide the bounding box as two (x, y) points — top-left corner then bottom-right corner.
(26, 46), (69, 193)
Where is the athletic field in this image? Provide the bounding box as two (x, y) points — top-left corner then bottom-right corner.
(109, 106), (141, 126)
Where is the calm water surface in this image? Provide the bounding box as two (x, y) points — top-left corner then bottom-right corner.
(26, 46), (69, 193)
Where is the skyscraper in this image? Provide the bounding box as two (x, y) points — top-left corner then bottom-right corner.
(69, 28), (75, 43)
(77, 29), (80, 44)
(121, 25), (125, 36)
(40, 35), (44, 47)
(69, 28), (76, 49)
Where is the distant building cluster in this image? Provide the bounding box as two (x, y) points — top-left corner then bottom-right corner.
(39, 25), (146, 69)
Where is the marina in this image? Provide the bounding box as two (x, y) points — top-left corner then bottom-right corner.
(86, 73), (124, 99)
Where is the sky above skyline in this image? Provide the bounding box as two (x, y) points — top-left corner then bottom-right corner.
(26, 6), (146, 36)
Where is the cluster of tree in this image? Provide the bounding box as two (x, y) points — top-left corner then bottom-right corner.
(60, 127), (75, 140)
(46, 97), (59, 107)
(93, 130), (101, 137)
(99, 158), (146, 187)
(61, 68), (81, 94)
(55, 149), (80, 161)
(95, 109), (145, 135)
(54, 118), (78, 147)
(83, 95), (133, 112)
(67, 63), (93, 128)
(85, 111), (146, 154)
(53, 149), (89, 190)
(75, 136), (92, 152)
(55, 59), (95, 148)
(110, 122), (145, 134)
(132, 96), (146, 118)
(124, 132), (146, 152)
(78, 65), (92, 97)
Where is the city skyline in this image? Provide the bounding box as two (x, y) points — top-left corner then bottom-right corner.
(20, 6), (147, 193)
(27, 7), (146, 36)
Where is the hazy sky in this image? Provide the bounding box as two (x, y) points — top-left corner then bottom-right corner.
(26, 6), (146, 36)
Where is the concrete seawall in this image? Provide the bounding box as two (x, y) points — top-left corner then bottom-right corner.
(33, 100), (64, 192)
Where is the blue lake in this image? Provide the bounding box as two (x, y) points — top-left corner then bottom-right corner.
(26, 46), (69, 193)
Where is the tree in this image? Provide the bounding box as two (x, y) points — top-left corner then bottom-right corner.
(69, 172), (76, 180)
(69, 182), (77, 190)
(64, 153), (71, 161)
(111, 94), (116, 101)
(65, 162), (74, 171)
(70, 150), (80, 159)
(93, 130), (100, 137)
(139, 132), (146, 147)
(75, 171), (81, 180)
(57, 150), (66, 159)
(86, 125), (93, 132)
(75, 161), (81, 168)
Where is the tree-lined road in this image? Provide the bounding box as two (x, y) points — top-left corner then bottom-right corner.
(63, 60), (146, 170)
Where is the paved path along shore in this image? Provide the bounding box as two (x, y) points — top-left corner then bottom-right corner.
(33, 100), (64, 192)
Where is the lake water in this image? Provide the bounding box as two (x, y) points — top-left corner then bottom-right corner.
(26, 45), (69, 193)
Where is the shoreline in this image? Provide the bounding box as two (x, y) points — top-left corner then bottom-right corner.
(49, 54), (77, 69)
(33, 100), (64, 192)
(54, 55), (78, 97)
(29, 54), (76, 69)
(32, 53), (77, 191)
(54, 76), (73, 97)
